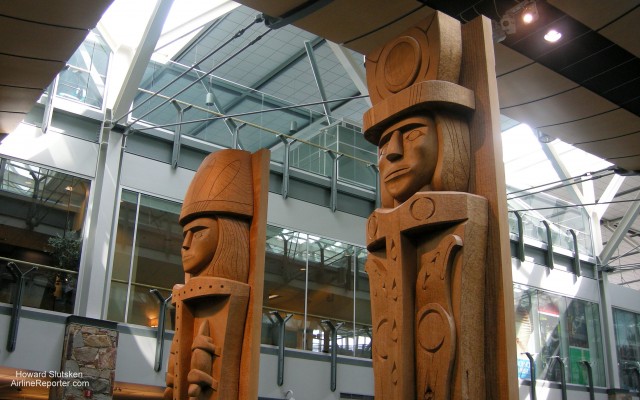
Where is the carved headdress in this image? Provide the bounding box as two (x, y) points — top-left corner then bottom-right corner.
(179, 149), (254, 225)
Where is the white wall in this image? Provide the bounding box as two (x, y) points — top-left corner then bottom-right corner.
(512, 258), (600, 302)
(0, 123), (99, 178)
(0, 309), (67, 373)
(258, 350), (373, 400)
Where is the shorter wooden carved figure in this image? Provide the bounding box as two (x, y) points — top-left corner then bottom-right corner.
(165, 148), (269, 400)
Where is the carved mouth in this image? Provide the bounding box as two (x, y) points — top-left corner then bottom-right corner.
(384, 167), (409, 182)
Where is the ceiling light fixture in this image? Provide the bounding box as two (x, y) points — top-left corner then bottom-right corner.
(544, 29), (562, 42)
(521, 3), (538, 24)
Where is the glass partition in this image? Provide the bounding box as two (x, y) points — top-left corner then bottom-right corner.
(613, 308), (640, 392)
(514, 284), (605, 386)
(0, 157), (90, 313)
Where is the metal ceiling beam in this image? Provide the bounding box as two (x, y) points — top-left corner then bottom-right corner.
(304, 40), (332, 124)
(327, 41), (371, 106)
(599, 190), (640, 265)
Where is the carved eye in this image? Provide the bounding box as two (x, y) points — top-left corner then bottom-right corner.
(404, 128), (424, 141)
(378, 143), (388, 159)
(194, 230), (205, 239)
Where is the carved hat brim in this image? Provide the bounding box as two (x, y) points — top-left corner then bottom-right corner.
(363, 80), (475, 145)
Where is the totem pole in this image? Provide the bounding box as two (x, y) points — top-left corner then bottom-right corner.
(165, 148), (270, 400)
(363, 11), (516, 400)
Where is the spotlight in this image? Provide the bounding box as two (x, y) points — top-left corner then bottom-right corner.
(544, 29), (562, 42)
(522, 2), (538, 24)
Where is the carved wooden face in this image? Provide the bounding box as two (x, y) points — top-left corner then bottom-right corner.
(378, 116), (438, 204)
(181, 217), (219, 275)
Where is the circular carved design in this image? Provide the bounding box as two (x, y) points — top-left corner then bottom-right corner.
(380, 36), (421, 94)
(417, 304), (450, 353)
(410, 197), (435, 220)
(367, 215), (378, 239)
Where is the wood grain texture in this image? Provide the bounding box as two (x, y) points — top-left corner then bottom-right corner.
(459, 16), (519, 400)
(362, 11), (514, 400)
(167, 148), (270, 400)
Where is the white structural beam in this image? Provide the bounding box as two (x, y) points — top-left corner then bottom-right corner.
(327, 41), (371, 106)
(599, 190), (640, 265)
(106, 0), (176, 122)
(540, 140), (585, 205)
(595, 174), (626, 217)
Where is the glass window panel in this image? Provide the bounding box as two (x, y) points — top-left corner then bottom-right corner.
(107, 192), (182, 327)
(307, 238), (355, 355)
(566, 298), (605, 386)
(536, 291), (565, 382)
(613, 308), (640, 391)
(262, 227), (308, 350)
(0, 158), (90, 313)
(107, 190), (138, 322)
(514, 285), (536, 379)
(355, 248), (371, 358)
(126, 194), (183, 327)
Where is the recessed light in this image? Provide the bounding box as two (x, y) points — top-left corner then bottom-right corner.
(544, 29), (562, 42)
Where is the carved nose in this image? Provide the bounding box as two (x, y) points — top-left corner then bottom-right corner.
(182, 231), (193, 250)
(385, 130), (403, 162)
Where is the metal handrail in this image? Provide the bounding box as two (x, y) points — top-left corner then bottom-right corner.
(0, 256), (78, 275)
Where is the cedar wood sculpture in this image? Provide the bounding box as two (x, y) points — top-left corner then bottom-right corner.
(362, 11), (515, 399)
(165, 148), (269, 400)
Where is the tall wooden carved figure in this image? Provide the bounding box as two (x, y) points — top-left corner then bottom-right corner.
(165, 148), (270, 400)
(363, 11), (515, 400)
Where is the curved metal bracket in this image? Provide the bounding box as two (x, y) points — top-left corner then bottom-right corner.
(514, 211), (525, 261)
(6, 262), (37, 352)
(326, 151), (342, 212)
(321, 320), (344, 392)
(278, 136), (297, 199)
(150, 289), (173, 372)
(580, 360), (595, 400)
(271, 311), (293, 386)
(568, 229), (581, 276)
(170, 101), (192, 169)
(550, 356), (567, 400)
(542, 220), (554, 269)
(524, 352), (536, 400)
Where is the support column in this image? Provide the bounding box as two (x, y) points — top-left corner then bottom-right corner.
(49, 316), (118, 400)
(75, 123), (125, 319)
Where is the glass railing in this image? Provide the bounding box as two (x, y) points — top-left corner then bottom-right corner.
(261, 308), (372, 359)
(0, 257), (78, 314)
(507, 186), (594, 257)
